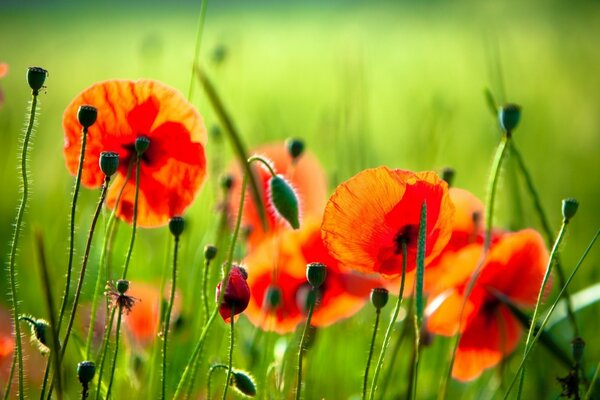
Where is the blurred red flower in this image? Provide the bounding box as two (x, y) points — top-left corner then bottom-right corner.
(244, 217), (380, 334)
(63, 80), (207, 227)
(321, 167), (454, 279)
(426, 229), (549, 381)
(217, 265), (251, 322)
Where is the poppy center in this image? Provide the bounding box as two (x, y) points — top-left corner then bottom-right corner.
(122, 142), (151, 165)
(481, 297), (500, 321)
(394, 224), (418, 254)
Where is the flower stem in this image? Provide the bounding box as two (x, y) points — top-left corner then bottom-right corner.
(362, 309), (381, 400)
(187, 0), (209, 101)
(6, 91), (40, 400)
(222, 306), (235, 400)
(94, 308), (116, 400)
(3, 353), (16, 400)
(162, 234), (180, 399)
(121, 156), (142, 280)
(295, 289), (316, 400)
(207, 364), (228, 399)
(106, 306), (123, 399)
(368, 242), (407, 400)
(60, 176), (110, 363)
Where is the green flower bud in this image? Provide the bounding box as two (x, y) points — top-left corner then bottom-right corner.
(116, 279), (129, 295)
(285, 138), (305, 161)
(20, 317), (51, 353)
(77, 361), (96, 385)
(306, 262), (327, 289)
(562, 198), (579, 223)
(135, 135), (150, 155)
(498, 103), (521, 133)
(370, 288), (389, 310)
(220, 174), (234, 191)
(269, 174), (300, 229)
(441, 167), (455, 187)
(169, 216), (185, 237)
(263, 285), (283, 311)
(204, 244), (218, 261)
(231, 369), (257, 397)
(27, 66), (47, 93)
(77, 105), (97, 128)
(99, 152), (119, 177)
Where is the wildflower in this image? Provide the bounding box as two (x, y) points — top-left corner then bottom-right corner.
(105, 280), (139, 314)
(227, 142), (327, 249)
(426, 229), (549, 381)
(63, 80), (207, 227)
(244, 217), (380, 334)
(321, 167), (454, 279)
(216, 265), (251, 322)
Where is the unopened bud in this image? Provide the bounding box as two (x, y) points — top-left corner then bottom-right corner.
(204, 244), (218, 261)
(498, 104), (521, 133)
(562, 198), (579, 223)
(231, 369), (257, 397)
(77, 361), (96, 385)
(285, 138), (305, 161)
(269, 175), (300, 229)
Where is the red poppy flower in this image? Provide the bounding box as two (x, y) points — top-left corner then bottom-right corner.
(227, 142), (327, 249)
(63, 80), (207, 227)
(123, 282), (182, 346)
(244, 217), (380, 334)
(321, 167), (454, 279)
(426, 229), (549, 381)
(217, 265), (251, 322)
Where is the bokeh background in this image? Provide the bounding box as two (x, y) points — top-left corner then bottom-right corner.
(1, 1), (599, 398)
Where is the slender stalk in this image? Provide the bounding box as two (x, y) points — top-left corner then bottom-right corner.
(295, 290), (316, 400)
(187, 0), (209, 100)
(222, 306), (235, 400)
(60, 177), (110, 363)
(439, 133), (510, 400)
(583, 360), (600, 400)
(201, 256), (211, 324)
(162, 235), (180, 399)
(121, 156), (142, 280)
(368, 242), (408, 400)
(94, 308), (116, 400)
(106, 306), (123, 399)
(516, 221), (568, 399)
(6, 91), (40, 400)
(3, 354), (16, 400)
(207, 364), (228, 399)
(362, 309), (381, 400)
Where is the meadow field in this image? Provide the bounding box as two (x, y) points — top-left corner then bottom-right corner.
(0, 1), (599, 399)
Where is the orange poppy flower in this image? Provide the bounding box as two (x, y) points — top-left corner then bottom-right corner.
(227, 142), (327, 249)
(63, 80), (207, 227)
(244, 217), (380, 334)
(321, 167), (454, 279)
(123, 282), (182, 346)
(426, 229), (549, 381)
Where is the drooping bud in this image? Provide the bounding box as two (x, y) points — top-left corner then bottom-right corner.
(220, 174), (234, 191)
(231, 369), (257, 397)
(285, 138), (305, 161)
(77, 105), (97, 128)
(169, 216), (185, 237)
(370, 288), (389, 310)
(562, 198), (579, 223)
(498, 104), (521, 133)
(268, 174), (300, 229)
(77, 361), (96, 385)
(20, 317), (51, 353)
(116, 279), (130, 295)
(135, 135), (150, 155)
(99, 152), (119, 177)
(263, 285), (283, 311)
(216, 265), (251, 322)
(441, 167), (455, 187)
(204, 244), (218, 261)
(306, 262), (327, 289)
(27, 66), (47, 93)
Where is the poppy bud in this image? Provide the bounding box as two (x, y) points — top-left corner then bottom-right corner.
(498, 104), (521, 133)
(231, 369), (257, 397)
(20, 317), (51, 353)
(220, 174), (234, 191)
(116, 279), (130, 295)
(27, 66), (47, 92)
(441, 167), (455, 187)
(169, 216), (185, 237)
(571, 337), (585, 365)
(77, 105), (97, 128)
(268, 175), (300, 229)
(99, 152), (119, 177)
(306, 262), (327, 289)
(263, 285), (283, 311)
(370, 288), (389, 310)
(135, 135), (150, 155)
(285, 138), (305, 161)
(210, 125), (222, 141)
(216, 265), (251, 321)
(204, 244), (218, 261)
(562, 198), (579, 223)
(77, 361), (96, 385)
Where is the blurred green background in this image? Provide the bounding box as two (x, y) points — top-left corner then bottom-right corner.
(1, 1), (599, 398)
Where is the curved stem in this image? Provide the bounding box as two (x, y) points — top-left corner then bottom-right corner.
(60, 177), (110, 363)
(222, 306), (235, 400)
(207, 364), (228, 399)
(162, 235), (180, 399)
(369, 242), (408, 400)
(295, 289), (316, 400)
(6, 92), (39, 400)
(94, 308), (116, 400)
(248, 155), (277, 177)
(106, 306), (123, 398)
(362, 309), (381, 400)
(187, 0), (209, 100)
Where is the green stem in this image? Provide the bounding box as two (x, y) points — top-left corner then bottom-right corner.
(94, 307), (116, 400)
(121, 156), (142, 280)
(222, 305), (235, 400)
(3, 354), (15, 400)
(362, 309), (381, 400)
(106, 306), (123, 399)
(162, 235), (180, 399)
(247, 155), (277, 177)
(201, 257), (211, 326)
(583, 360), (600, 400)
(515, 221), (568, 399)
(60, 177), (110, 363)
(369, 242), (408, 400)
(6, 91), (39, 400)
(295, 290), (316, 400)
(207, 364), (228, 399)
(503, 227), (598, 399)
(187, 0), (209, 100)
(173, 171), (248, 399)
